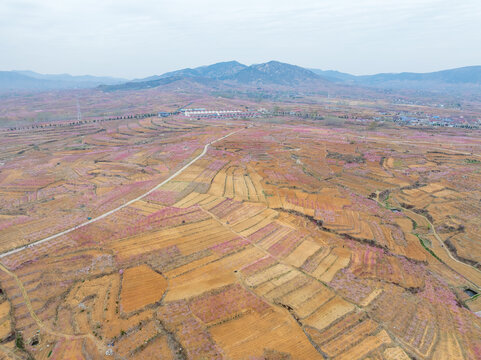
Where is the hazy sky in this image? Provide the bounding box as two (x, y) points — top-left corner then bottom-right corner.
(1, 0), (480, 78)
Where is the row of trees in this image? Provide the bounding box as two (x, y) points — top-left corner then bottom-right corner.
(3, 113), (158, 132)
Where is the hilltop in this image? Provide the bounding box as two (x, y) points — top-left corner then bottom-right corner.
(103, 60), (328, 92)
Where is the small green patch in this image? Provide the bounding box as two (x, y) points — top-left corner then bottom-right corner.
(382, 194), (396, 210)
(392, 159), (403, 168)
(262, 190), (274, 197)
(326, 151), (365, 164)
(465, 158), (480, 164)
(15, 332), (25, 350)
(469, 293), (481, 301)
(415, 233), (442, 262)
(412, 219), (418, 230)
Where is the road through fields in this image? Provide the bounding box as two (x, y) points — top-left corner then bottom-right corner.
(0, 128), (242, 260)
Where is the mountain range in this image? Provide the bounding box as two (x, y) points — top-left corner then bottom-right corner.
(102, 61), (481, 94)
(1, 61), (481, 94)
(0, 71), (126, 92)
(310, 66), (481, 92)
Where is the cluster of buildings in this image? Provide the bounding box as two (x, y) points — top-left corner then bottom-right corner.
(184, 109), (242, 118)
(182, 109), (261, 119)
(159, 108), (260, 119)
(393, 113), (480, 128)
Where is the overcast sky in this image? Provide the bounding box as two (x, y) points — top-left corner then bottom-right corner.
(1, 0), (480, 78)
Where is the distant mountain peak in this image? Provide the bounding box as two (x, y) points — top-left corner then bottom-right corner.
(229, 60), (320, 85)
(197, 60), (247, 78)
(102, 60), (332, 91)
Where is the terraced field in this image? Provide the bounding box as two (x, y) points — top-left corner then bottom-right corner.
(0, 114), (480, 359)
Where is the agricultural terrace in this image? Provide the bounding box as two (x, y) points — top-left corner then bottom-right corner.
(0, 114), (480, 359)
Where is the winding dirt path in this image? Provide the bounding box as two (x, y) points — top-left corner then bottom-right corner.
(0, 262), (107, 355)
(401, 205), (481, 289)
(374, 191), (481, 290)
(0, 129), (241, 259)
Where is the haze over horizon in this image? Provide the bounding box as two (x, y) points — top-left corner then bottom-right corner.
(1, 0), (481, 79)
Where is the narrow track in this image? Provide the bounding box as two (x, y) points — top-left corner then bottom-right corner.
(374, 191), (481, 290)
(0, 129), (241, 259)
(0, 261), (107, 354)
(401, 205), (481, 290)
